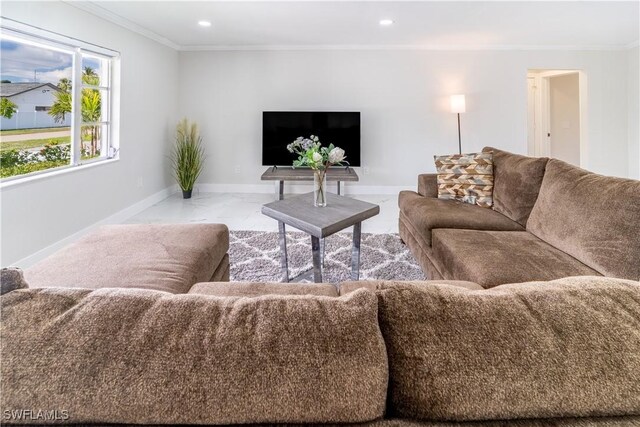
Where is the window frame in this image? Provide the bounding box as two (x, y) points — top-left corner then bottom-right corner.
(0, 17), (120, 185)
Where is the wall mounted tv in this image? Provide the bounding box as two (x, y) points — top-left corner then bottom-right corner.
(262, 111), (361, 167)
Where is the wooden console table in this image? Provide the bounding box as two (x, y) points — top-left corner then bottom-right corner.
(261, 167), (359, 200)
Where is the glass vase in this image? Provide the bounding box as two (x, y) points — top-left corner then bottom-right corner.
(314, 170), (327, 207)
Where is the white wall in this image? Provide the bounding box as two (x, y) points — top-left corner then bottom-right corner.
(178, 49), (630, 191)
(629, 46), (640, 179)
(0, 1), (179, 265)
(549, 73), (581, 166)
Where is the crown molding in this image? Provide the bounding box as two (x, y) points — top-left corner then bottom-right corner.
(179, 43), (636, 52)
(63, 1), (638, 53)
(64, 1), (180, 50)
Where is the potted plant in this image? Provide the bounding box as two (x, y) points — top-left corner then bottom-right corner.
(171, 118), (205, 199)
(287, 135), (347, 207)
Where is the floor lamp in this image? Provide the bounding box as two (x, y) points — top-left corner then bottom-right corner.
(450, 94), (466, 154)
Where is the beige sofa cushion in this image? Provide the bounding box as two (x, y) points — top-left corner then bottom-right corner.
(339, 280), (484, 295)
(527, 159), (640, 280)
(431, 229), (599, 288)
(189, 281), (339, 297)
(1, 287), (387, 425)
(376, 277), (640, 421)
(482, 147), (548, 227)
(25, 224), (229, 294)
(398, 191), (523, 246)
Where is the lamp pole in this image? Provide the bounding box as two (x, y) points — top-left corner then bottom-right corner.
(450, 94), (466, 155)
(457, 112), (462, 155)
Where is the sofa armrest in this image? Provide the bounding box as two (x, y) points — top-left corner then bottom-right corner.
(418, 174), (438, 198)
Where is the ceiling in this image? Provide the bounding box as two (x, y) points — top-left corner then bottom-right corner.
(73, 1), (639, 51)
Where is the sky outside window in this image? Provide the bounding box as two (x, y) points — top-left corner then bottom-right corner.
(1, 39), (99, 84)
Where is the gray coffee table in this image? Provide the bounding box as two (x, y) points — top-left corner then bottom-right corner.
(261, 192), (380, 283)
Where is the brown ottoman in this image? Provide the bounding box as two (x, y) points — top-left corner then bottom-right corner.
(25, 224), (229, 294)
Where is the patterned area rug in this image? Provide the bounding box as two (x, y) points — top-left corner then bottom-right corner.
(229, 230), (425, 283)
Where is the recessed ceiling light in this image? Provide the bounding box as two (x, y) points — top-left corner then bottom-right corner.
(198, 20), (212, 27)
(379, 19), (394, 26)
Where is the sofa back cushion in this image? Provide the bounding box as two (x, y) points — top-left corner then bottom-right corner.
(189, 281), (339, 296)
(376, 277), (640, 421)
(1, 288), (387, 425)
(527, 159), (640, 280)
(482, 147), (548, 226)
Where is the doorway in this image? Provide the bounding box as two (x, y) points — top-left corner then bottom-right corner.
(527, 69), (587, 167)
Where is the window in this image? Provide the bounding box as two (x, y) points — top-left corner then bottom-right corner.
(0, 19), (119, 182)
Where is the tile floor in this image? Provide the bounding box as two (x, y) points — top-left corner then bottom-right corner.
(126, 191), (400, 234)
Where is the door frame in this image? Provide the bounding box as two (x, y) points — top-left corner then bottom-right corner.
(527, 69), (588, 168)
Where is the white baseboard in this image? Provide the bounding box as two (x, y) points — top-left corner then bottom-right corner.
(194, 182), (409, 195)
(14, 186), (178, 268)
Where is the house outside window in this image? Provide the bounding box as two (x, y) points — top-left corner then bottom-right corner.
(0, 18), (120, 182)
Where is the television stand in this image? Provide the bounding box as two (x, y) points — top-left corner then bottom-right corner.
(261, 167), (359, 200)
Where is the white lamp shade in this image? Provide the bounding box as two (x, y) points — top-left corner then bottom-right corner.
(450, 94), (466, 113)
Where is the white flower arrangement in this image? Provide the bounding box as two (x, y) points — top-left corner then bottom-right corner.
(286, 135), (347, 170)
(286, 135), (347, 206)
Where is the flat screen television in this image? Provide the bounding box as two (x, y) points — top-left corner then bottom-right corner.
(262, 111), (361, 167)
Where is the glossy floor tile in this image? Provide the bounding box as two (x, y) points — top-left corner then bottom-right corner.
(126, 192), (400, 234)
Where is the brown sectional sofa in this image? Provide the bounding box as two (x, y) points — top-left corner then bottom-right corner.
(399, 147), (640, 288)
(2, 276), (639, 425)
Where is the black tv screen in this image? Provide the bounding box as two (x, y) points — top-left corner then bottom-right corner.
(262, 111), (361, 167)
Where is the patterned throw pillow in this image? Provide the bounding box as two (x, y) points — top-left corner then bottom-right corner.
(434, 152), (494, 207)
